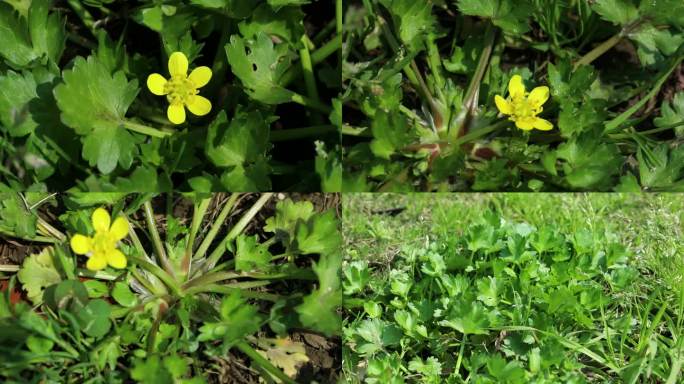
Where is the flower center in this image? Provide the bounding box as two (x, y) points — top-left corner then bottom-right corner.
(509, 94), (542, 121)
(164, 75), (199, 105)
(92, 231), (117, 255)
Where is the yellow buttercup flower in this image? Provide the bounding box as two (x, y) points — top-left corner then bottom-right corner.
(146, 52), (212, 125)
(494, 75), (553, 131)
(70, 208), (129, 271)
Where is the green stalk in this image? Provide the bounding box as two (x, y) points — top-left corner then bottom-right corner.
(605, 51), (684, 132)
(183, 281), (272, 296)
(122, 121), (173, 138)
(203, 193), (273, 272)
(66, 0), (96, 36)
(129, 255), (181, 296)
(143, 201), (174, 277)
(462, 24), (496, 112)
(282, 37), (341, 86)
(574, 19), (643, 69)
(270, 125), (337, 141)
(193, 194), (240, 262)
(37, 218), (65, 241)
(290, 93), (332, 114)
(183, 197), (212, 278)
(0, 229), (58, 243)
(76, 268), (120, 281)
(299, 34), (323, 124)
(455, 334), (467, 377)
(235, 341), (298, 384)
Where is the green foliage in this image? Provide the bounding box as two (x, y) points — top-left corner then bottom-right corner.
(342, 0), (684, 191)
(343, 194), (683, 383)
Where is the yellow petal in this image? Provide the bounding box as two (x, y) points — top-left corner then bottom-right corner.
(146, 73), (168, 95)
(494, 95), (512, 115)
(70, 234), (92, 255)
(110, 216), (129, 241)
(92, 208), (111, 233)
(528, 86), (550, 109)
(188, 66), (212, 88)
(167, 104), (186, 124)
(508, 75), (525, 98)
(515, 118), (536, 131)
(86, 253), (108, 271)
(106, 249), (127, 269)
(186, 95), (212, 116)
(168, 52), (188, 77)
(532, 117), (553, 131)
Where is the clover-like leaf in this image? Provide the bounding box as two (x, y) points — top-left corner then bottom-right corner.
(235, 234), (273, 272)
(17, 247), (62, 304)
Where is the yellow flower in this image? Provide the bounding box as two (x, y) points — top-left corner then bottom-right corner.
(70, 208), (129, 271)
(494, 75), (553, 131)
(146, 52), (212, 125)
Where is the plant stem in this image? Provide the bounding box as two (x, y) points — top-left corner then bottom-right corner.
(183, 281), (272, 296)
(0, 229), (58, 243)
(203, 193), (273, 272)
(455, 334), (467, 377)
(605, 50), (684, 132)
(193, 194), (240, 262)
(235, 341), (298, 384)
(299, 34), (324, 124)
(184, 197), (212, 278)
(463, 24), (496, 112)
(574, 19), (643, 69)
(290, 93), (332, 114)
(270, 125), (337, 141)
(282, 35), (342, 87)
(143, 201), (174, 277)
(0, 265), (19, 272)
(37, 217), (65, 241)
(122, 121), (173, 138)
(66, 0), (96, 36)
(188, 284), (284, 301)
(129, 255), (181, 296)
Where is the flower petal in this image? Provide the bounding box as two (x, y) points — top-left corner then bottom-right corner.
(146, 73), (168, 95)
(508, 75), (525, 98)
(494, 95), (512, 115)
(110, 216), (129, 241)
(106, 249), (127, 269)
(528, 86), (550, 109)
(186, 95), (212, 116)
(532, 117), (553, 131)
(168, 52), (188, 77)
(70, 234), (92, 255)
(167, 104), (186, 124)
(86, 253), (108, 271)
(188, 66), (212, 88)
(515, 118), (536, 131)
(92, 208), (111, 233)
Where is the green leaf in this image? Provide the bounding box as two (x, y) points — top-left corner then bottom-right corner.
(0, 69), (46, 137)
(238, 4), (305, 46)
(235, 234), (273, 272)
(28, 0), (65, 65)
(637, 144), (684, 189)
(654, 91), (684, 137)
(255, 338), (309, 378)
(264, 199), (315, 235)
(378, 0), (434, 49)
(0, 192), (37, 238)
(370, 110), (413, 160)
(343, 261), (371, 295)
(82, 125), (141, 174)
(0, 3), (36, 67)
(77, 299), (112, 338)
(457, 0), (531, 34)
(295, 250), (342, 336)
(53, 55), (140, 174)
(225, 32), (294, 104)
(295, 211), (341, 255)
(438, 300), (492, 335)
(205, 110), (270, 168)
(83, 280), (108, 298)
(17, 247), (62, 304)
(555, 130), (622, 190)
(591, 0), (639, 26)
(111, 282), (137, 308)
(198, 291), (263, 347)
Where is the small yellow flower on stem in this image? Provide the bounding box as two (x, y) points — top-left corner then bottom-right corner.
(495, 75), (553, 131)
(70, 208), (129, 271)
(146, 52), (212, 125)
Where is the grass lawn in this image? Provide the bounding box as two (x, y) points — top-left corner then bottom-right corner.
(343, 193), (684, 383)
